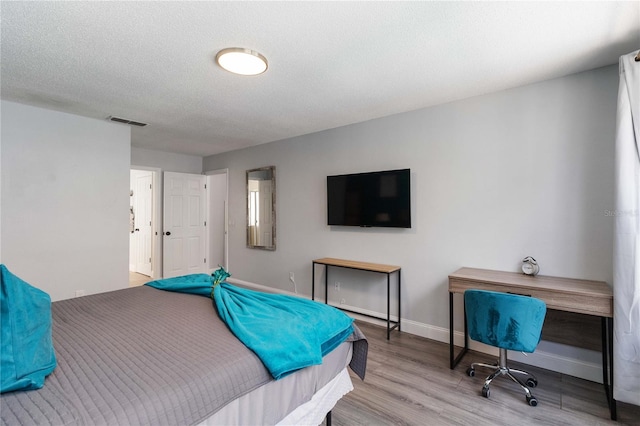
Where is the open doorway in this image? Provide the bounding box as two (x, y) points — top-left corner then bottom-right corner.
(128, 168), (227, 285)
(129, 167), (161, 286)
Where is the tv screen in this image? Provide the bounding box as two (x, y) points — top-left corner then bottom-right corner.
(327, 169), (411, 228)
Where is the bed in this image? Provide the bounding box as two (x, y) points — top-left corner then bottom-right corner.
(0, 285), (367, 425)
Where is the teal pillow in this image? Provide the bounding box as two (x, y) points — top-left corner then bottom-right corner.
(1, 264), (57, 393)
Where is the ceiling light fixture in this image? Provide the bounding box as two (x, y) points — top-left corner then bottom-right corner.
(215, 48), (268, 76)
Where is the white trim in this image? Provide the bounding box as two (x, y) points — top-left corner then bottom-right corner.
(130, 166), (162, 280)
(205, 168), (229, 272)
(227, 277), (291, 294)
(401, 319), (603, 384)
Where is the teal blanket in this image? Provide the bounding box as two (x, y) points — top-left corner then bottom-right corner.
(144, 273), (214, 297)
(1, 265), (57, 393)
(146, 271), (354, 379)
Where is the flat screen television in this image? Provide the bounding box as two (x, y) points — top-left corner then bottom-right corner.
(327, 168), (411, 228)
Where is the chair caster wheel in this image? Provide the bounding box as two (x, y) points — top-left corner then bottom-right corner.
(527, 395), (538, 407)
(466, 367), (475, 377)
(482, 386), (490, 398)
(526, 378), (538, 388)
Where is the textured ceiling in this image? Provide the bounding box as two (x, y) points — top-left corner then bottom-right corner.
(2, 1), (638, 157)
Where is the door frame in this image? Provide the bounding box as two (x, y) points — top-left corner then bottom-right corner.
(129, 167), (227, 279)
(205, 168), (229, 273)
(131, 166), (162, 280)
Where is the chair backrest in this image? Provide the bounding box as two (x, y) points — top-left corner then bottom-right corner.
(464, 290), (547, 353)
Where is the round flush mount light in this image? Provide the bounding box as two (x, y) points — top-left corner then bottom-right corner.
(215, 48), (268, 76)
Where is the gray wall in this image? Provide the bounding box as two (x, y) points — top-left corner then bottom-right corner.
(1, 101), (131, 301)
(132, 146), (202, 173)
(204, 65), (618, 379)
(0, 64), (617, 379)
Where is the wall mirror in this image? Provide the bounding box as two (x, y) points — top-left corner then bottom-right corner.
(247, 166), (276, 250)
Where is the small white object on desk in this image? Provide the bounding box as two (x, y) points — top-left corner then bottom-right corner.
(521, 256), (540, 276)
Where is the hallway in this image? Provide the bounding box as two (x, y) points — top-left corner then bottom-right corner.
(129, 271), (151, 287)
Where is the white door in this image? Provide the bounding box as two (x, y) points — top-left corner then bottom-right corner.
(207, 172), (227, 270)
(163, 172), (207, 278)
(134, 172), (153, 276)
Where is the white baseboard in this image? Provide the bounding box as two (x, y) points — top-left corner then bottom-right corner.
(227, 277), (293, 295)
(226, 277), (603, 384)
(400, 319), (603, 384)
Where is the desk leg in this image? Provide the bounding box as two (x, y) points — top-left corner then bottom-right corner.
(312, 262), (316, 301)
(397, 269), (401, 333)
(324, 266), (329, 304)
(386, 273), (390, 340)
(602, 317), (617, 420)
(449, 292), (468, 369)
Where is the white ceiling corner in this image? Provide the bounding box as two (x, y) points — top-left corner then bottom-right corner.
(1, 1), (638, 157)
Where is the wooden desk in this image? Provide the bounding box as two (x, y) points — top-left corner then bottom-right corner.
(448, 267), (616, 420)
(312, 258), (401, 340)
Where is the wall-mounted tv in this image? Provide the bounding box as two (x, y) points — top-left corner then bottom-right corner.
(327, 168), (411, 228)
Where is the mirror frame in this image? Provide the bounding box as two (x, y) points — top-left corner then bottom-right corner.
(246, 166), (276, 250)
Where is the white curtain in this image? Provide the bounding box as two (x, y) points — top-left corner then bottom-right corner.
(613, 50), (640, 406)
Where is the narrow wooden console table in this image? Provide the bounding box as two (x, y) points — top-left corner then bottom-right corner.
(448, 267), (616, 420)
(312, 258), (401, 340)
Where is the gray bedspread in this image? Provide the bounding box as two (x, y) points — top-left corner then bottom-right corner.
(0, 286), (367, 426)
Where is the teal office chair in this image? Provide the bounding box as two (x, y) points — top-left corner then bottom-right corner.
(464, 289), (547, 406)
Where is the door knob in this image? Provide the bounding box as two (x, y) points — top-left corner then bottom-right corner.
(164, 231), (171, 236)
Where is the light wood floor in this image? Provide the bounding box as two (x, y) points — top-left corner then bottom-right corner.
(330, 321), (640, 425)
(129, 271), (152, 287)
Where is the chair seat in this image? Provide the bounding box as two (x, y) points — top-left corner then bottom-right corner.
(464, 289), (547, 406)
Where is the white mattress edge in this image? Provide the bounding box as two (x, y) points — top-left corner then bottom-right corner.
(197, 342), (353, 426)
(277, 367), (354, 426)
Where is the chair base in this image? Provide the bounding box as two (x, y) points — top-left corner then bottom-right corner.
(466, 348), (539, 406)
